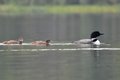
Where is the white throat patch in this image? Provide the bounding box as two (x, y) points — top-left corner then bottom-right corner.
(92, 39), (100, 46)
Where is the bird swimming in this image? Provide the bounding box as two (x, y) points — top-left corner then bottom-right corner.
(74, 31), (104, 47)
(2, 37), (23, 45)
(31, 40), (50, 46)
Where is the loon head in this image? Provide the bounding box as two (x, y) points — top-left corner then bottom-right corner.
(46, 40), (50, 43)
(18, 37), (23, 44)
(90, 31), (104, 38)
(46, 40), (51, 46)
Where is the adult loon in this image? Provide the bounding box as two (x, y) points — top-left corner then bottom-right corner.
(74, 31), (104, 47)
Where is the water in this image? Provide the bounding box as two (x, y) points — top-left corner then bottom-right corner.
(0, 47), (120, 80)
(0, 13), (120, 80)
(0, 14), (120, 44)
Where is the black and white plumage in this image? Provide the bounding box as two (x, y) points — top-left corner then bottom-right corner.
(74, 31), (103, 47)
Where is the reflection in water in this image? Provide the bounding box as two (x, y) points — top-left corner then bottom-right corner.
(91, 50), (120, 80)
(0, 49), (120, 80)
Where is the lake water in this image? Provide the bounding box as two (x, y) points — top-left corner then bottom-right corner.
(0, 13), (120, 80)
(0, 46), (120, 80)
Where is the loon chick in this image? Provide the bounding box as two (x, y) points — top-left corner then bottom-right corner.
(31, 40), (50, 46)
(74, 31), (103, 47)
(2, 37), (23, 45)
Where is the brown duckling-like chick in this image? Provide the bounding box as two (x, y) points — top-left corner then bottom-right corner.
(31, 40), (50, 46)
(2, 37), (23, 45)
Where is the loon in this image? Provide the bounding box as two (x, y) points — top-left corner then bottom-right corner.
(74, 31), (104, 47)
(31, 40), (50, 46)
(2, 37), (23, 45)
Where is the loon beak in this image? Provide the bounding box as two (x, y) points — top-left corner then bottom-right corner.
(100, 33), (104, 35)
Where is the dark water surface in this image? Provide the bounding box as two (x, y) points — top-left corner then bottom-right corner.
(0, 49), (120, 80)
(0, 13), (120, 80)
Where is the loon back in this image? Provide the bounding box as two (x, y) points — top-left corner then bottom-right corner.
(74, 39), (92, 44)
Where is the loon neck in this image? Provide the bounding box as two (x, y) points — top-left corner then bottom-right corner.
(92, 38), (101, 46)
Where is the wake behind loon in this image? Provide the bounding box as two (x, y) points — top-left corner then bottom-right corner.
(74, 31), (104, 47)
